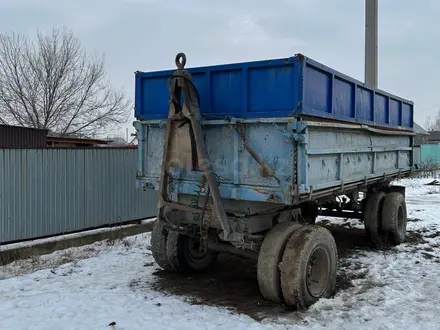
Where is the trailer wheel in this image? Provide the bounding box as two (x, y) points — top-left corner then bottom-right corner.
(280, 225), (337, 309)
(166, 231), (218, 273)
(381, 192), (407, 245)
(363, 191), (386, 246)
(150, 219), (173, 271)
(257, 222), (303, 302)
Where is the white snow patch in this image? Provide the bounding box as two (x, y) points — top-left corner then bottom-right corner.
(0, 234), (268, 330)
(0, 178), (439, 329)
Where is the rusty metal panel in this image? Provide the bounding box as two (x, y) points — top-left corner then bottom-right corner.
(0, 149), (158, 244)
(0, 125), (48, 148)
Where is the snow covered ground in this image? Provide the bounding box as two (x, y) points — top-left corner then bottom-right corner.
(0, 176), (439, 330)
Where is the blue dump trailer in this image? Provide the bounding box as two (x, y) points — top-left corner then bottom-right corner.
(134, 53), (418, 309)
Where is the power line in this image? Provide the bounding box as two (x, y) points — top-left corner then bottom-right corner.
(419, 103), (440, 112)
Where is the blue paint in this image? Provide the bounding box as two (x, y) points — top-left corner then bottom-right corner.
(310, 169), (409, 192)
(233, 121), (240, 185)
(135, 54), (414, 130)
(177, 182), (285, 204)
(333, 77), (354, 118)
(136, 117), (415, 206)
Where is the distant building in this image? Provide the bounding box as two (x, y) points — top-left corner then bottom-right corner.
(414, 122), (430, 146)
(0, 124), (110, 148)
(426, 131), (440, 145)
(98, 136), (137, 149)
(46, 132), (108, 148)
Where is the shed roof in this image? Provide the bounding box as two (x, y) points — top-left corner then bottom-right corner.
(0, 124), (48, 148)
(413, 122), (430, 135)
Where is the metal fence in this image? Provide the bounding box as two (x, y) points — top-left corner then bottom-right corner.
(0, 148), (158, 244)
(414, 146), (421, 166)
(419, 144), (440, 165)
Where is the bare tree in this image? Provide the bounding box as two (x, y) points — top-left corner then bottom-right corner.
(0, 27), (130, 137)
(425, 112), (440, 132)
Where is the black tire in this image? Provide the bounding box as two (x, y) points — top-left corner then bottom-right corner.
(150, 219), (173, 271)
(166, 231), (219, 273)
(257, 222), (303, 302)
(363, 191), (386, 246)
(280, 225), (338, 309)
(381, 192), (407, 245)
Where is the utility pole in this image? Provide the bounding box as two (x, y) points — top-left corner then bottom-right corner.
(365, 0), (378, 87)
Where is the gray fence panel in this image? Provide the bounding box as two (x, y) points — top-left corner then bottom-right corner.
(0, 148), (158, 244)
(413, 146), (421, 167)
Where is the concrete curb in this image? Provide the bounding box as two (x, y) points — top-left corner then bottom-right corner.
(0, 222), (154, 266)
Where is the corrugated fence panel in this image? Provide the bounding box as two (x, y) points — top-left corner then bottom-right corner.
(0, 148), (158, 244)
(413, 146), (421, 167)
(84, 149), (154, 227)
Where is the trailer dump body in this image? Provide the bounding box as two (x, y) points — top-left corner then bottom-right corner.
(136, 117), (413, 204)
(135, 54), (414, 130)
(134, 53), (416, 310)
(135, 54), (415, 201)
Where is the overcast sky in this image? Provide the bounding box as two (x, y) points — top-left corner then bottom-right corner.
(0, 0), (438, 137)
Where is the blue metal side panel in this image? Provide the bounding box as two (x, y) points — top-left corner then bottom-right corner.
(247, 63), (298, 113)
(135, 74), (170, 118)
(135, 54), (414, 130)
(298, 58), (414, 130)
(135, 118), (295, 203)
(135, 118), (413, 206)
(211, 69), (241, 114)
(301, 122), (413, 193)
(135, 57), (302, 120)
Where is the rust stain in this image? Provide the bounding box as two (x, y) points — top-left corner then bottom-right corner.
(254, 188), (269, 195)
(251, 188), (282, 203)
(266, 194), (281, 203)
(296, 53), (305, 63)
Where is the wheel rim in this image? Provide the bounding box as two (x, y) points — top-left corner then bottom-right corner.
(397, 204), (405, 232)
(184, 237), (212, 265)
(306, 245), (330, 298)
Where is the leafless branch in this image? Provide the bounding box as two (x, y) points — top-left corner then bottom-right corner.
(0, 27), (130, 136)
(425, 112), (440, 132)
